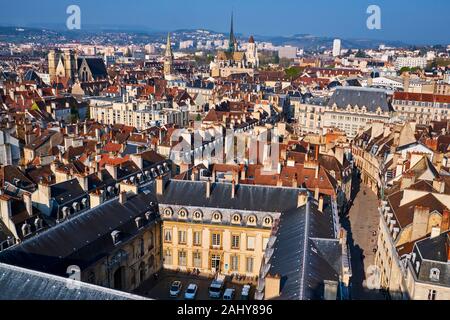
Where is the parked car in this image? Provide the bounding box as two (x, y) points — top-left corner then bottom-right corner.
(241, 285), (251, 300)
(223, 288), (235, 300)
(184, 283), (198, 300)
(169, 281), (182, 297)
(208, 278), (225, 299)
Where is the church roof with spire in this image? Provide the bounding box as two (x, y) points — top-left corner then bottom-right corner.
(248, 35), (255, 44)
(165, 33), (173, 59)
(228, 12), (238, 53)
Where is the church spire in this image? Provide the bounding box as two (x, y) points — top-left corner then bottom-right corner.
(165, 32), (173, 59)
(228, 11), (237, 53)
(164, 32), (173, 78)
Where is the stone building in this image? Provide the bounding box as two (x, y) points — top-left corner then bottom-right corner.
(0, 190), (161, 293)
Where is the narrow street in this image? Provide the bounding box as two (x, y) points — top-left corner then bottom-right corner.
(341, 172), (386, 300)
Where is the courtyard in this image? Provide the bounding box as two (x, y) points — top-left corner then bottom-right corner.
(134, 270), (254, 300)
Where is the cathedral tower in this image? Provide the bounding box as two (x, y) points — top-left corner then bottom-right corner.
(228, 12), (238, 53)
(246, 36), (259, 68)
(164, 33), (174, 78)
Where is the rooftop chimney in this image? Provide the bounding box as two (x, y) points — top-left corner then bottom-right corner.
(119, 191), (127, 204)
(206, 179), (211, 198)
(335, 146), (344, 166)
(318, 196), (324, 213)
(231, 180), (236, 199)
(314, 187), (320, 201)
(411, 206), (430, 241)
(323, 280), (338, 300)
(292, 174), (298, 188)
(441, 209), (450, 233)
(433, 178), (445, 194)
(298, 190), (308, 208)
(430, 227), (441, 239)
(156, 176), (164, 196)
(264, 274), (281, 300)
(400, 173), (415, 190)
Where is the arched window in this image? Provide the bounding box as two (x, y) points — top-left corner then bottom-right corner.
(231, 213), (242, 224)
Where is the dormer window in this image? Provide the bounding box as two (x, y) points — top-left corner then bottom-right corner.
(81, 198), (88, 208)
(212, 211), (222, 223)
(263, 216), (273, 227)
(163, 207), (173, 218)
(247, 215), (257, 226)
(231, 213), (242, 224)
(21, 223), (31, 237)
(429, 268), (440, 282)
(111, 230), (121, 245)
(34, 218), (43, 230)
(62, 206), (70, 219)
(178, 208), (188, 219)
(193, 210), (203, 221)
(72, 201), (80, 212)
(135, 217), (144, 229)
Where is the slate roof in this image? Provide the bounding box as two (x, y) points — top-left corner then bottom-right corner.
(263, 197), (342, 300)
(0, 263), (146, 300)
(328, 87), (393, 112)
(0, 192), (158, 277)
(413, 232), (450, 287)
(50, 179), (87, 206)
(156, 180), (302, 213)
(77, 57), (108, 80)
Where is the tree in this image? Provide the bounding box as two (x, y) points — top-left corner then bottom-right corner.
(399, 67), (411, 74)
(195, 114), (202, 121)
(285, 67), (300, 79)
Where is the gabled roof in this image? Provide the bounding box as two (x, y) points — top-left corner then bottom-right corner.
(265, 197), (341, 300)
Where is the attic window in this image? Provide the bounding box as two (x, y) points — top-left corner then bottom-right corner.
(135, 217), (144, 229)
(178, 208), (188, 219)
(111, 230), (121, 245)
(429, 268), (440, 282)
(21, 223), (31, 237)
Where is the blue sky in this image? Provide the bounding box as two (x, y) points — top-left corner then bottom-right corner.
(0, 0), (449, 44)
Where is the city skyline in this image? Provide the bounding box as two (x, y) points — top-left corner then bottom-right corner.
(0, 0), (449, 45)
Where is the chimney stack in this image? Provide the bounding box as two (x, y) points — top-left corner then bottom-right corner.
(156, 176), (164, 196)
(433, 178), (445, 194)
(231, 180), (236, 199)
(411, 206), (430, 241)
(264, 274), (281, 300)
(323, 280), (338, 300)
(206, 179), (211, 198)
(400, 173), (415, 190)
(441, 209), (450, 233)
(298, 190), (308, 208)
(430, 227), (441, 239)
(314, 187), (320, 201)
(318, 196), (324, 213)
(119, 191), (127, 204)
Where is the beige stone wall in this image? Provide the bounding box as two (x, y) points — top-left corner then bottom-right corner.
(162, 220), (270, 277)
(81, 222), (161, 291)
(406, 265), (450, 300)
